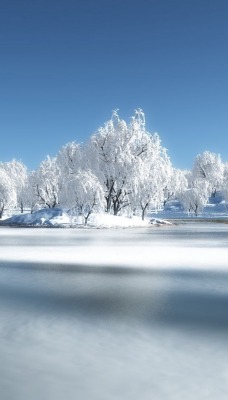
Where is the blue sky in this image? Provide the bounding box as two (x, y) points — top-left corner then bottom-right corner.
(1, 0), (228, 170)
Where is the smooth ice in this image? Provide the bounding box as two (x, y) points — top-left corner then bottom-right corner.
(0, 222), (228, 400)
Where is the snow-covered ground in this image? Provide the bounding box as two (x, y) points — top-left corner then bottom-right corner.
(1, 195), (228, 229)
(0, 207), (171, 228)
(151, 197), (228, 220)
(1, 223), (228, 400)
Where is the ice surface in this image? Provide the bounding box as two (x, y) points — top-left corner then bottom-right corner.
(0, 222), (228, 400)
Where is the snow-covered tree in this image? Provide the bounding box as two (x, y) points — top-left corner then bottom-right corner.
(87, 109), (169, 217)
(87, 110), (132, 214)
(33, 156), (60, 208)
(3, 109), (227, 224)
(0, 166), (17, 218)
(25, 171), (39, 213)
(163, 168), (188, 206)
(130, 137), (172, 220)
(221, 162), (228, 204)
(57, 141), (82, 175)
(3, 159), (28, 213)
(179, 180), (210, 216)
(178, 151), (224, 216)
(60, 169), (105, 225)
(192, 151), (224, 197)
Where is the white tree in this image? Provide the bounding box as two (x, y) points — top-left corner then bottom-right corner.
(3, 159), (28, 213)
(87, 109), (168, 216)
(178, 179), (210, 216)
(33, 156), (60, 208)
(192, 151), (224, 197)
(87, 110), (132, 215)
(130, 137), (172, 220)
(163, 168), (188, 206)
(57, 141), (82, 175)
(60, 169), (105, 225)
(221, 162), (228, 204)
(25, 171), (40, 213)
(0, 166), (17, 218)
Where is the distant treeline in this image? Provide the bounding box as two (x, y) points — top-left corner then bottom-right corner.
(0, 110), (226, 224)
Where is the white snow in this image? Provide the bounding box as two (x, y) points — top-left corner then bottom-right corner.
(151, 198), (228, 220)
(1, 207), (172, 228)
(2, 194), (228, 229)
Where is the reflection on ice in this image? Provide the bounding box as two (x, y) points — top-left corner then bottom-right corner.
(1, 222), (228, 270)
(0, 222), (228, 400)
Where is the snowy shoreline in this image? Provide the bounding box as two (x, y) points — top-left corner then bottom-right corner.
(0, 208), (173, 229)
(1, 208), (228, 229)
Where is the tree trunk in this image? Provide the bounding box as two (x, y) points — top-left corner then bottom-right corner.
(194, 204), (198, 216)
(113, 193), (122, 216)
(141, 203), (149, 221)
(105, 194), (112, 213)
(84, 210), (92, 226)
(105, 179), (115, 213)
(0, 205), (4, 219)
(113, 201), (119, 216)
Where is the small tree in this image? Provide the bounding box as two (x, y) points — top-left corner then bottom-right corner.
(60, 170), (105, 225)
(130, 125), (172, 220)
(87, 110), (132, 215)
(221, 162), (228, 205)
(131, 156), (170, 220)
(0, 167), (17, 218)
(163, 168), (188, 206)
(3, 159), (28, 213)
(33, 156), (60, 208)
(192, 151), (224, 197)
(178, 180), (210, 216)
(57, 141), (82, 175)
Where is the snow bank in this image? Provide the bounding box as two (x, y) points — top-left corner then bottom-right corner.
(1, 208), (69, 227)
(90, 213), (150, 228)
(1, 208), (171, 228)
(150, 199), (228, 220)
(1, 208), (173, 228)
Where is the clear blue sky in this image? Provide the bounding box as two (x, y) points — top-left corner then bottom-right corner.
(1, 0), (228, 170)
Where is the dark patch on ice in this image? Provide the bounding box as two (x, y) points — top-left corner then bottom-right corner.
(1, 260), (228, 334)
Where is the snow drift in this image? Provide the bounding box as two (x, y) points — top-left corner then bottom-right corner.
(0, 208), (171, 228)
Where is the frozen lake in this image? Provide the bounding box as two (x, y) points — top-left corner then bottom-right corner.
(0, 222), (228, 400)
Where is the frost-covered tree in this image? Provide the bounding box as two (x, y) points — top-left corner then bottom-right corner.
(87, 110), (132, 215)
(179, 180), (210, 216)
(3, 159), (28, 213)
(163, 168), (188, 206)
(57, 141), (82, 175)
(130, 137), (172, 220)
(57, 142), (83, 206)
(192, 151), (224, 197)
(60, 169), (105, 225)
(87, 109), (168, 216)
(178, 151), (224, 216)
(25, 171), (40, 213)
(33, 156), (60, 208)
(4, 109), (227, 223)
(0, 166), (17, 218)
(221, 162), (228, 204)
